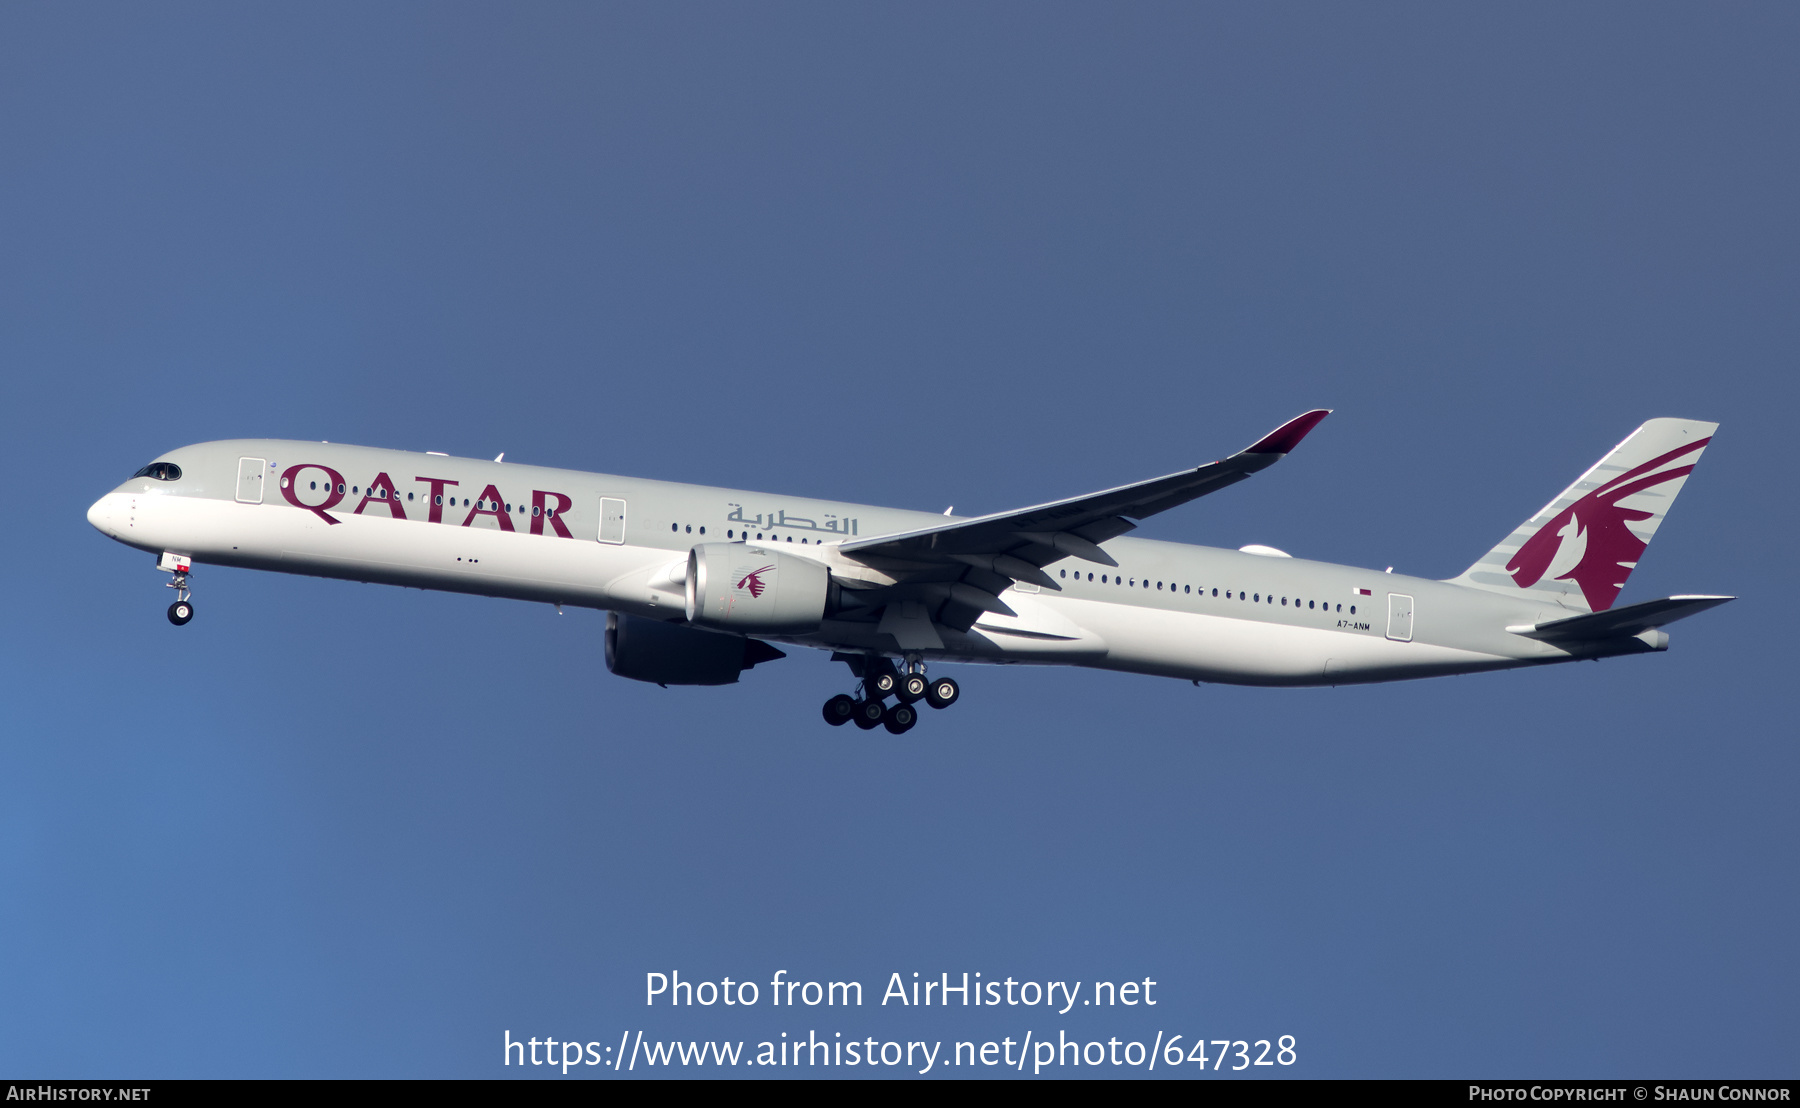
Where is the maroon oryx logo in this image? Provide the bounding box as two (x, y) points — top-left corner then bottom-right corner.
(735, 565), (776, 598)
(1506, 437), (1708, 611)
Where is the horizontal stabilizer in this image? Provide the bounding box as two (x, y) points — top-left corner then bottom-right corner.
(1507, 594), (1733, 642)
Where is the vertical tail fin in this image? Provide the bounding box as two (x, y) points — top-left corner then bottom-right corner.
(1449, 418), (1718, 612)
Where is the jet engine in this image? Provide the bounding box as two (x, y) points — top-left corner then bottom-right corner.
(605, 612), (785, 686)
(685, 543), (829, 634)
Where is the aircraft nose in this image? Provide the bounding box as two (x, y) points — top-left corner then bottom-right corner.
(87, 493), (121, 537)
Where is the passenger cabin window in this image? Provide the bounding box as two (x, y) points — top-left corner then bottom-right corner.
(132, 462), (182, 481)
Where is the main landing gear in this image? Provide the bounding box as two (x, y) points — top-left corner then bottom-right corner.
(160, 552), (194, 626)
(820, 654), (959, 735)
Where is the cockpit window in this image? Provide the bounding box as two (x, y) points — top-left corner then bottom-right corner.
(132, 462), (182, 481)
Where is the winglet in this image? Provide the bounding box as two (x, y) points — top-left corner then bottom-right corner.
(1242, 409), (1331, 455)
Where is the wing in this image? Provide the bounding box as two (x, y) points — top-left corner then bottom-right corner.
(834, 410), (1330, 633)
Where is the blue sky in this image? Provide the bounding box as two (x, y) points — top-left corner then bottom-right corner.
(1, 2), (1794, 1078)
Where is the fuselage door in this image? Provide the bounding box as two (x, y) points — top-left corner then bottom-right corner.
(599, 498), (627, 544)
(236, 457), (267, 504)
(1386, 592), (1414, 642)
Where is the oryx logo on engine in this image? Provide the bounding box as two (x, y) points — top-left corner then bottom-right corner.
(735, 565), (776, 598)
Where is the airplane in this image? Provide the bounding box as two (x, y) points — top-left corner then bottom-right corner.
(86, 412), (1731, 733)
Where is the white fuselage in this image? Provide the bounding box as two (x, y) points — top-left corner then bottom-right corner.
(88, 439), (1602, 687)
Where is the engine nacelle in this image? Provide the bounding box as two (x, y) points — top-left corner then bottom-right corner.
(605, 612), (785, 686)
(685, 543), (829, 634)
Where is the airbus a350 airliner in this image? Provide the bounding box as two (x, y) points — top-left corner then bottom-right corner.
(87, 412), (1729, 733)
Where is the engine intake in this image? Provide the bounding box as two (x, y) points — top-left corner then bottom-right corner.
(686, 543), (829, 634)
(605, 612), (785, 686)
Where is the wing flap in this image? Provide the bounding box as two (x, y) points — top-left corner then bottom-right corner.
(1013, 530), (1118, 566)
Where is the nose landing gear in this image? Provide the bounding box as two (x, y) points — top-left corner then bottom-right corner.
(160, 552), (194, 626)
(821, 653), (958, 735)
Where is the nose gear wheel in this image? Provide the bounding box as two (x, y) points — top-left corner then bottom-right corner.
(164, 566), (194, 626)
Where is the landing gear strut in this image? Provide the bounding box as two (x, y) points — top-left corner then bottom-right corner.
(820, 652), (958, 733)
(162, 553), (194, 626)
